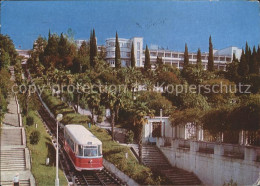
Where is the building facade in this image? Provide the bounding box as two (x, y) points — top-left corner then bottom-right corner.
(105, 37), (143, 67)
(105, 37), (242, 70)
(143, 116), (204, 144)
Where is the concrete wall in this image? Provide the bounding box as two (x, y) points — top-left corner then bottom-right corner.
(103, 159), (139, 186)
(157, 139), (260, 185)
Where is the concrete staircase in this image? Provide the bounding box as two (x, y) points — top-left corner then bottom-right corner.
(1, 128), (23, 146)
(132, 145), (202, 185)
(0, 180), (30, 186)
(0, 148), (26, 171)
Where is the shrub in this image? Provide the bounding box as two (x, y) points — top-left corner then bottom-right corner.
(97, 115), (104, 123)
(30, 130), (41, 145)
(125, 130), (134, 144)
(26, 116), (34, 126)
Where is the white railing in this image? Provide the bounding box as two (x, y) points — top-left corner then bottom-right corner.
(158, 137), (260, 162)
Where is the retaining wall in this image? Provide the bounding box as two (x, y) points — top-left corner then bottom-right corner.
(157, 138), (260, 185)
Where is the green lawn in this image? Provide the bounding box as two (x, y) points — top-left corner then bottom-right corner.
(23, 110), (68, 186)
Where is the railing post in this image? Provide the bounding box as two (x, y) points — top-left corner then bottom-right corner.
(190, 141), (199, 153)
(244, 146), (257, 162)
(214, 144), (224, 157)
(172, 139), (179, 149)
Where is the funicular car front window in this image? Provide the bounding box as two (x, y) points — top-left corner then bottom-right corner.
(84, 146), (97, 157)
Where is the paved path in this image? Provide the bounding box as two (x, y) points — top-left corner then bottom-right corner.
(0, 68), (35, 186)
(74, 104), (126, 142)
(74, 104), (112, 128)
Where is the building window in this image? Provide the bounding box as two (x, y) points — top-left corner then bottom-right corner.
(137, 51), (140, 58)
(137, 42), (140, 50)
(165, 53), (171, 58)
(108, 42), (115, 47)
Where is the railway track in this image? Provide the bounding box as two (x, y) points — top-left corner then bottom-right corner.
(36, 95), (126, 186)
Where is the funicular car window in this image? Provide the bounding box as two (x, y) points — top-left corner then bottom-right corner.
(84, 146), (97, 157)
(78, 145), (83, 156)
(98, 145), (102, 156)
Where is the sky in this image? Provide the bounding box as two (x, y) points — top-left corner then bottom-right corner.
(1, 1), (260, 52)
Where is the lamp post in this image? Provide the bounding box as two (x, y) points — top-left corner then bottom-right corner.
(0, 107), (3, 125)
(55, 114), (63, 186)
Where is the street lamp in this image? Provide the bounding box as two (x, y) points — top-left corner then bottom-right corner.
(55, 114), (63, 186)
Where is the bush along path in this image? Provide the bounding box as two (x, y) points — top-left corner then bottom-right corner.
(37, 89), (171, 185)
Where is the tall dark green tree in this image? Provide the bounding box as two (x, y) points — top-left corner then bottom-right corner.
(144, 45), (151, 71)
(89, 29), (97, 68)
(225, 53), (239, 82)
(208, 35), (214, 72)
(183, 43), (189, 68)
(196, 48), (202, 68)
(245, 42), (251, 69)
(115, 32), (121, 69)
(44, 31), (59, 56)
(257, 45), (260, 72)
(237, 49), (249, 77)
(58, 33), (69, 58)
(78, 41), (90, 72)
(249, 46), (258, 74)
(130, 42), (136, 68)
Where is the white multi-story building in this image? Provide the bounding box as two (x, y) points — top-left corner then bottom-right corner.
(105, 37), (143, 67)
(105, 37), (242, 70)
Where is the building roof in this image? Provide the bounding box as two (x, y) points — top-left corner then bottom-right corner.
(65, 124), (102, 146)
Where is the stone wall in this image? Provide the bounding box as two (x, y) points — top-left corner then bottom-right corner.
(157, 138), (260, 185)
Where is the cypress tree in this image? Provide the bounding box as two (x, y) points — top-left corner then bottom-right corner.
(44, 31), (58, 56)
(89, 30), (93, 67)
(58, 33), (68, 58)
(250, 46), (258, 74)
(130, 42), (136, 68)
(257, 46), (260, 73)
(208, 35), (214, 72)
(237, 49), (249, 77)
(115, 32), (121, 69)
(48, 29), (51, 40)
(196, 48), (202, 68)
(89, 29), (97, 68)
(144, 45), (151, 71)
(183, 43), (189, 68)
(92, 29), (97, 58)
(245, 42), (251, 66)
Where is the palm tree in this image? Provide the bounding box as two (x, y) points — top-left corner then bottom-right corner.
(125, 67), (143, 99)
(132, 101), (154, 164)
(101, 90), (117, 140)
(86, 91), (100, 125)
(73, 73), (91, 112)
